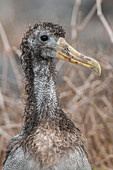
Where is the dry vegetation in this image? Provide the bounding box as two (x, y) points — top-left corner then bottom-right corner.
(0, 1), (113, 170)
(59, 52), (113, 170)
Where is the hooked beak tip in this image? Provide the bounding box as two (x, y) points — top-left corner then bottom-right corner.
(56, 37), (101, 76)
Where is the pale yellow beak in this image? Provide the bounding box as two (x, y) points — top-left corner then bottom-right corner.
(56, 38), (101, 76)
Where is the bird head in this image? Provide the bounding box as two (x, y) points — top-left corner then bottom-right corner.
(21, 22), (101, 75)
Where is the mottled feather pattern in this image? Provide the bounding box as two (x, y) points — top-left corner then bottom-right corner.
(3, 22), (91, 170)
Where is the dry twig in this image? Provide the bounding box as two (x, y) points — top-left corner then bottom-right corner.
(71, 0), (81, 45)
(0, 89), (10, 125)
(96, 0), (113, 43)
(0, 22), (23, 92)
(71, 0), (113, 44)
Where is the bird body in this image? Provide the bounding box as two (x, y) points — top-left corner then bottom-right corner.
(3, 127), (91, 170)
(3, 22), (101, 170)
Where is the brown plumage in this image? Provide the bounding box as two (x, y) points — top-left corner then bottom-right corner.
(2, 22), (101, 170)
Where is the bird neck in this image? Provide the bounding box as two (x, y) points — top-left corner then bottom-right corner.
(23, 54), (62, 132)
(32, 57), (59, 118)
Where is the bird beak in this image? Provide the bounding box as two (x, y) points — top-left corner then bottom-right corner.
(56, 38), (101, 75)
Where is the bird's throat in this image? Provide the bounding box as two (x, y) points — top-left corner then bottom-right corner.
(32, 57), (59, 118)
(23, 55), (61, 132)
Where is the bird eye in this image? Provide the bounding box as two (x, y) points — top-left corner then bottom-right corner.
(40, 35), (49, 42)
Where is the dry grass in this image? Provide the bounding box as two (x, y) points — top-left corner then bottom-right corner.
(59, 51), (113, 170)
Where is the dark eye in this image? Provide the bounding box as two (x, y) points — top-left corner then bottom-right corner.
(40, 35), (49, 42)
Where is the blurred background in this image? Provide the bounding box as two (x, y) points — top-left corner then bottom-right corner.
(0, 0), (113, 169)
